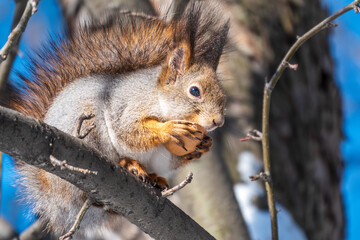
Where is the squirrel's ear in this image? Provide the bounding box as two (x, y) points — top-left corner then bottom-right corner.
(159, 44), (191, 85)
(169, 47), (187, 76)
(198, 21), (230, 71)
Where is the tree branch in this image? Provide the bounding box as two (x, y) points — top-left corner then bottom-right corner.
(0, 0), (40, 94)
(261, 1), (360, 239)
(0, 106), (215, 240)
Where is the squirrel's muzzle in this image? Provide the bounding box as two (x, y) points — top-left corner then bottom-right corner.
(204, 114), (224, 132)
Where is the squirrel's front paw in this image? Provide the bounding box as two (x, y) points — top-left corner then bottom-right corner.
(182, 135), (212, 161)
(163, 120), (207, 156)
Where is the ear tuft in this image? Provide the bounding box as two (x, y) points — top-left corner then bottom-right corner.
(198, 20), (230, 70)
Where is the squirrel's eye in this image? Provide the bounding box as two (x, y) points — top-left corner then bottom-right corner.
(190, 86), (201, 97)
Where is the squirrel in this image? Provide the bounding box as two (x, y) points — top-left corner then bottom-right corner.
(1, 1), (229, 239)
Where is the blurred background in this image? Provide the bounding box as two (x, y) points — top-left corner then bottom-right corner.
(0, 0), (359, 239)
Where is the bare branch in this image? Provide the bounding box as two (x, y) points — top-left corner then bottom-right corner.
(29, 0), (40, 14)
(59, 198), (92, 240)
(354, 3), (360, 13)
(240, 130), (262, 142)
(282, 61), (298, 71)
(249, 172), (271, 182)
(50, 155), (98, 175)
(0, 0), (39, 63)
(0, 0), (40, 94)
(0, 106), (215, 240)
(162, 172), (193, 197)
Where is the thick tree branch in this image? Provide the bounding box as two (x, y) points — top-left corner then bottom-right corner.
(0, 106), (215, 240)
(261, 1), (360, 239)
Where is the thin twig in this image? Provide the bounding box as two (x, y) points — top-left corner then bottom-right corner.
(282, 61), (298, 71)
(162, 172), (193, 197)
(240, 130), (262, 142)
(59, 198), (92, 240)
(29, 0), (40, 14)
(354, 2), (360, 13)
(249, 172), (270, 182)
(260, 1), (360, 240)
(50, 155), (98, 175)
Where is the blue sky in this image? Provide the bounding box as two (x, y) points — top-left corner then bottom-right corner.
(325, 0), (360, 239)
(1, 0), (360, 238)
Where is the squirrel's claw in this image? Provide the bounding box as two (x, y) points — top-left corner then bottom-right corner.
(196, 135), (212, 153)
(182, 151), (202, 161)
(181, 135), (212, 161)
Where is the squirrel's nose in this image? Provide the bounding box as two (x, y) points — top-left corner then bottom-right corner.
(212, 116), (224, 128)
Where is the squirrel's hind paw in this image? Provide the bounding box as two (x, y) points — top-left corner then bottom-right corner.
(119, 158), (150, 184)
(149, 173), (169, 191)
(119, 158), (169, 190)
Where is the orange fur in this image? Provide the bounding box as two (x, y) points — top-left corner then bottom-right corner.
(36, 169), (50, 191)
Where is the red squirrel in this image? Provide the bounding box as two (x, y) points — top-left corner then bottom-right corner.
(2, 1), (229, 238)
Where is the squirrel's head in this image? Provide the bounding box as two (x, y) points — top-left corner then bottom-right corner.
(157, 20), (229, 131)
